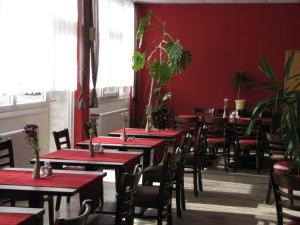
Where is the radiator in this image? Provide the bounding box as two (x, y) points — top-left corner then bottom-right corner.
(98, 108), (129, 135)
(0, 129), (34, 168)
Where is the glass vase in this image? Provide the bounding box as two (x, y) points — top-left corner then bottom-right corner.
(121, 126), (128, 142)
(89, 132), (95, 157)
(32, 151), (40, 179)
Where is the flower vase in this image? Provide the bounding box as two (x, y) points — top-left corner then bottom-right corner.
(89, 133), (95, 157)
(32, 151), (40, 179)
(145, 116), (152, 132)
(121, 126), (128, 142)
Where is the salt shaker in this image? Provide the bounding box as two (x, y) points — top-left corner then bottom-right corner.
(45, 161), (53, 177)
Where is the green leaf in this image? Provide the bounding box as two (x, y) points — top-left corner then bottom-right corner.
(179, 49), (192, 70)
(283, 51), (295, 87)
(150, 61), (172, 85)
(232, 71), (252, 90)
(132, 51), (145, 72)
(259, 56), (279, 90)
(162, 92), (172, 101)
(136, 10), (152, 49)
(167, 40), (182, 72)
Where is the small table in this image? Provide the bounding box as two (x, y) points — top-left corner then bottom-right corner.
(76, 136), (165, 168)
(0, 206), (44, 225)
(109, 128), (182, 150)
(0, 168), (106, 225)
(36, 149), (142, 191)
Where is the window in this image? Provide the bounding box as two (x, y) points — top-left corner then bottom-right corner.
(0, 0), (77, 100)
(97, 0), (134, 98)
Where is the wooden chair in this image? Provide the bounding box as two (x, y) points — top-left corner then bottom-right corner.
(265, 133), (287, 204)
(233, 118), (263, 174)
(54, 199), (92, 225)
(0, 139), (53, 224)
(174, 115), (199, 136)
(202, 116), (230, 171)
(84, 122), (98, 139)
(134, 151), (179, 225)
(271, 167), (300, 225)
(151, 109), (171, 130)
(53, 128), (71, 149)
(194, 107), (214, 124)
(87, 164), (142, 225)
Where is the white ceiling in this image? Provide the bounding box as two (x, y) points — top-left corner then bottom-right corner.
(134, 0), (300, 3)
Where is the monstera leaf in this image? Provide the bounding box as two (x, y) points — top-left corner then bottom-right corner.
(167, 41), (192, 74)
(132, 51), (146, 72)
(150, 61), (172, 85)
(136, 10), (152, 49)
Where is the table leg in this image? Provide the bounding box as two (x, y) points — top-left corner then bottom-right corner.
(143, 149), (150, 169)
(29, 194), (54, 225)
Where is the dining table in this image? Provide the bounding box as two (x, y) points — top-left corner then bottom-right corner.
(108, 128), (182, 151)
(0, 206), (44, 225)
(34, 149), (142, 192)
(76, 136), (165, 168)
(0, 168), (106, 225)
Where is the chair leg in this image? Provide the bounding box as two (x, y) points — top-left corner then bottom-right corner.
(198, 166), (203, 192)
(265, 177), (272, 204)
(224, 147), (227, 171)
(233, 145), (237, 172)
(55, 196), (61, 211)
(193, 168), (198, 197)
(181, 176), (186, 210)
(256, 149), (261, 174)
(157, 208), (163, 225)
(167, 203), (173, 225)
(48, 196), (54, 225)
(175, 181), (181, 217)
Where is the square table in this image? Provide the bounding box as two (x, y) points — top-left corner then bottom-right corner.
(108, 128), (182, 150)
(0, 168), (106, 225)
(0, 206), (44, 225)
(76, 136), (165, 168)
(35, 149), (142, 192)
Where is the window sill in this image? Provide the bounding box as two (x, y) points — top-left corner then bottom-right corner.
(0, 106), (49, 120)
(98, 96), (130, 104)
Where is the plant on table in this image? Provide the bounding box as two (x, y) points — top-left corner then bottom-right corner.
(120, 112), (129, 141)
(89, 113), (99, 157)
(132, 10), (192, 130)
(24, 124), (40, 179)
(246, 51), (300, 173)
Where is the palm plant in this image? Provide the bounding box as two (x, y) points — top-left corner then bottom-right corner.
(232, 71), (252, 100)
(132, 10), (192, 118)
(247, 51), (300, 169)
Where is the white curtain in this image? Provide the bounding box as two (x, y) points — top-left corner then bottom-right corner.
(0, 0), (77, 94)
(98, 0), (134, 88)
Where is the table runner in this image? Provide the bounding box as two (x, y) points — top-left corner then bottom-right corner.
(0, 170), (99, 189)
(0, 212), (33, 225)
(83, 136), (163, 147)
(113, 128), (181, 137)
(41, 150), (140, 163)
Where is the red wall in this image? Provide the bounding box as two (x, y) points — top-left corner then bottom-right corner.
(134, 3), (300, 124)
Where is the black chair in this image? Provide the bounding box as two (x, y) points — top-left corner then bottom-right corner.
(271, 166), (300, 225)
(54, 199), (92, 225)
(151, 109), (171, 130)
(87, 164), (142, 225)
(202, 116), (230, 171)
(233, 118), (263, 174)
(84, 122), (98, 139)
(53, 128), (71, 149)
(194, 107), (215, 125)
(0, 139), (53, 224)
(174, 115), (199, 137)
(265, 133), (287, 204)
(134, 151), (179, 225)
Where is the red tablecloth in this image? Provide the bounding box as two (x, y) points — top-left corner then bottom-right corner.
(113, 128), (181, 137)
(83, 136), (163, 147)
(41, 150), (140, 163)
(0, 170), (100, 189)
(0, 212), (33, 225)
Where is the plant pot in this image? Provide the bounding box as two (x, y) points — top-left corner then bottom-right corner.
(235, 99), (246, 110)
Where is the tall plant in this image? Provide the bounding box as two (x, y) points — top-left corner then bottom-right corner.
(247, 51), (300, 164)
(232, 71), (252, 100)
(132, 10), (192, 115)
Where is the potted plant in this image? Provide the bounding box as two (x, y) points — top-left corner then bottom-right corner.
(132, 10), (192, 130)
(232, 71), (253, 110)
(247, 51), (300, 172)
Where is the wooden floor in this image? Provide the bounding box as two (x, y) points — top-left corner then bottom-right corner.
(40, 156), (277, 225)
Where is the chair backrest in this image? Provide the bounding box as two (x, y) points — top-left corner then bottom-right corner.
(115, 164), (142, 225)
(159, 150), (181, 204)
(174, 116), (199, 137)
(194, 107), (215, 117)
(0, 138), (14, 168)
(271, 170), (300, 225)
(267, 133), (287, 164)
(83, 123), (98, 139)
(53, 128), (71, 150)
(54, 199), (92, 225)
(234, 118), (262, 140)
(203, 116), (228, 139)
(151, 109), (170, 129)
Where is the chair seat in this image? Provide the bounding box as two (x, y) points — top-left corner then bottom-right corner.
(87, 213), (127, 225)
(237, 139), (257, 148)
(207, 137), (225, 146)
(135, 185), (169, 208)
(287, 221), (300, 225)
